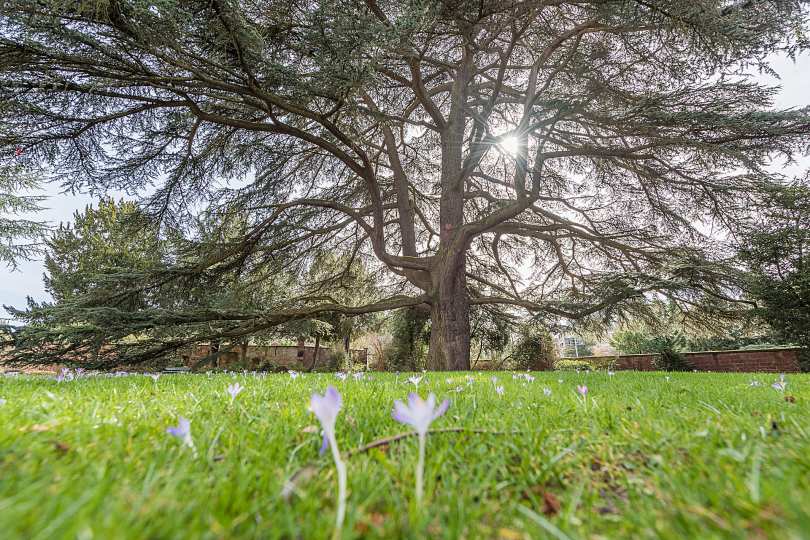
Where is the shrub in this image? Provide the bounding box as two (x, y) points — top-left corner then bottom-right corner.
(588, 356), (617, 371)
(554, 359), (592, 371)
(385, 308), (430, 371)
(646, 335), (692, 371)
(511, 321), (558, 370)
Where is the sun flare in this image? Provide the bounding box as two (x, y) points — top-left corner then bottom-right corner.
(499, 135), (520, 156)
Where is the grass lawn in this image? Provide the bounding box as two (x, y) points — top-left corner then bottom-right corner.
(1, 370), (809, 539)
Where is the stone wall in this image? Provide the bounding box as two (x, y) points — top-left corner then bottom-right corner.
(180, 343), (368, 371)
(562, 347), (803, 373)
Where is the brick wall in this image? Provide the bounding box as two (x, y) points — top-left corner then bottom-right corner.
(683, 348), (801, 373)
(562, 347), (803, 373)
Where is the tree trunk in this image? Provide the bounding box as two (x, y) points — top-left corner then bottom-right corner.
(309, 335), (321, 372)
(428, 253), (471, 371)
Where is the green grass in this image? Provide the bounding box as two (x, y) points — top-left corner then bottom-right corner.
(1, 370), (809, 539)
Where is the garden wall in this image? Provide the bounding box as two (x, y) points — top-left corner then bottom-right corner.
(564, 347), (803, 373)
(181, 343), (368, 371)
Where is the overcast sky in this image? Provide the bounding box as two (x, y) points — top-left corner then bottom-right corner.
(1, 53), (808, 313)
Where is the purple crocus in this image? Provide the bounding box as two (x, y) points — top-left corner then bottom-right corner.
(167, 416), (196, 455)
(335, 372), (348, 381)
(393, 393), (450, 437)
(543, 387), (552, 397)
(495, 385), (505, 396)
(310, 386), (342, 453)
(226, 382), (244, 403)
(309, 386), (346, 537)
(577, 385), (588, 397)
(407, 375), (423, 389)
(392, 393), (450, 504)
(772, 380), (786, 392)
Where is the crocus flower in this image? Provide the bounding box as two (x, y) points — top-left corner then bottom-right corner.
(392, 393), (450, 504)
(167, 416), (196, 455)
(577, 385), (588, 397)
(524, 374), (535, 382)
(0, 397), (6, 406)
(454, 385), (464, 393)
(607, 371), (615, 377)
(147, 373), (160, 382)
(352, 372), (364, 381)
(490, 376), (498, 385)
(495, 385), (505, 396)
(226, 382), (244, 403)
(543, 387), (552, 396)
(407, 375), (423, 389)
(309, 386), (346, 537)
(289, 370), (300, 380)
(749, 380), (762, 387)
(56, 368), (73, 382)
(772, 381), (786, 392)
(393, 393), (449, 437)
(335, 372), (348, 381)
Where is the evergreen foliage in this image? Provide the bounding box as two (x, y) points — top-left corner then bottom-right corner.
(1, 1), (808, 368)
(0, 162), (45, 268)
(739, 178), (810, 370)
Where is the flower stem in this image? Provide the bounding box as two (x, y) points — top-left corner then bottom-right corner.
(329, 434), (346, 540)
(416, 433), (426, 506)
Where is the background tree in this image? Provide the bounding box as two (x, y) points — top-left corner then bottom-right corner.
(0, 159), (45, 268)
(2, 1), (809, 369)
(738, 179), (810, 369)
(44, 198), (167, 306)
(304, 251), (384, 356)
(609, 297), (777, 354)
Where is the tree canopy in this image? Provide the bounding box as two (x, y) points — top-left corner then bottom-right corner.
(738, 178), (810, 368)
(44, 198), (166, 305)
(1, 0), (809, 369)
(0, 154), (45, 268)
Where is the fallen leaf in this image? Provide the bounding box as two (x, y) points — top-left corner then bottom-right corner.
(52, 441), (70, 454)
(784, 395), (796, 403)
(301, 425), (318, 434)
(498, 527), (523, 540)
(542, 491), (561, 517)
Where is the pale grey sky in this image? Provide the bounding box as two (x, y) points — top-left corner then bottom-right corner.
(1, 53), (808, 312)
